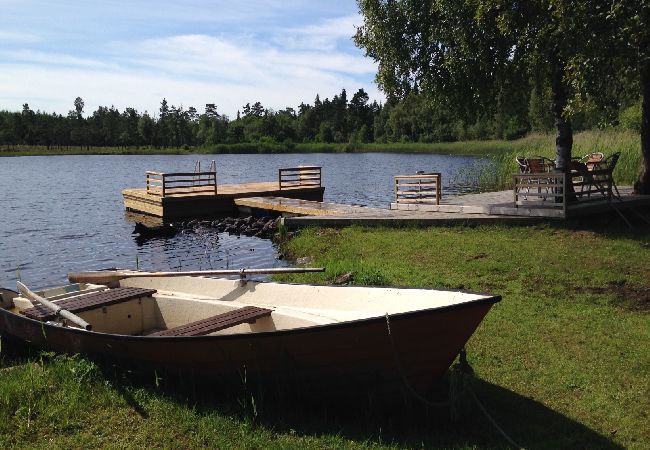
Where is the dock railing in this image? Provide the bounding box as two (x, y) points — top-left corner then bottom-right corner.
(394, 173), (442, 205)
(145, 171), (218, 197)
(513, 169), (616, 212)
(279, 166), (322, 190)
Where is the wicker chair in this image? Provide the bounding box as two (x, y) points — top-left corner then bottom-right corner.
(580, 152), (605, 171)
(583, 152), (621, 199)
(515, 156), (555, 200)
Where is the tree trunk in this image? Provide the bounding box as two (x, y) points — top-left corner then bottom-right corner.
(550, 50), (574, 201)
(634, 62), (650, 194)
(550, 51), (573, 171)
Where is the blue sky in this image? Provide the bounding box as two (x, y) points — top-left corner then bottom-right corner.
(0, 0), (382, 117)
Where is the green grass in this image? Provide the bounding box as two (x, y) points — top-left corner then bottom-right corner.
(275, 222), (650, 449)
(2, 221), (648, 448)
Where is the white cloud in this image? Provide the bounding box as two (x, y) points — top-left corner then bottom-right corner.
(0, 13), (383, 117)
(119, 34), (376, 82)
(0, 59), (382, 118)
(0, 30), (39, 43)
(1, 50), (118, 70)
(272, 14), (362, 51)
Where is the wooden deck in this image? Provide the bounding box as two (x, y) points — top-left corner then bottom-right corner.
(233, 187), (650, 229)
(235, 196), (386, 216)
(123, 182), (325, 219)
(236, 195), (537, 229)
(392, 186), (650, 219)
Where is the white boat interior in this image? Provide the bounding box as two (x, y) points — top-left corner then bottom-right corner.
(7, 276), (493, 337)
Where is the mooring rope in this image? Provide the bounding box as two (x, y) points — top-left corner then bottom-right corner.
(384, 312), (449, 407)
(466, 384), (525, 450)
(384, 312), (524, 449)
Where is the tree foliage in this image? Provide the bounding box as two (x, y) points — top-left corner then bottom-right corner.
(354, 0), (634, 172)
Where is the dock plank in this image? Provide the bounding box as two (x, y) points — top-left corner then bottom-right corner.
(235, 196), (382, 216)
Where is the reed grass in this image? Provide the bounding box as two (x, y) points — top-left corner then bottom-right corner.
(479, 130), (642, 190)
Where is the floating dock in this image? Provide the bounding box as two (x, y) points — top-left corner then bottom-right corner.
(123, 166), (324, 219)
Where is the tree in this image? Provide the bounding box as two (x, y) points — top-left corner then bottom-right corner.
(606, 2), (650, 193)
(355, 0), (615, 172)
(251, 102), (265, 117)
(138, 113), (155, 146)
(74, 97), (84, 120)
(205, 104), (218, 118)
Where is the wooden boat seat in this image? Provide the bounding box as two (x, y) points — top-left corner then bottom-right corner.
(21, 287), (157, 321)
(151, 306), (272, 337)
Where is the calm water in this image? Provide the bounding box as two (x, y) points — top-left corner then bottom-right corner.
(0, 153), (486, 288)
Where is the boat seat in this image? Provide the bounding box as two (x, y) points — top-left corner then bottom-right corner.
(21, 287), (157, 321)
(151, 306), (272, 337)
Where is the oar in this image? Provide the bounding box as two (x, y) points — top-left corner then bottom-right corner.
(68, 267), (326, 285)
(17, 281), (92, 331)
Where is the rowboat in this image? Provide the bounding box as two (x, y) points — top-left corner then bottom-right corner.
(0, 269), (500, 399)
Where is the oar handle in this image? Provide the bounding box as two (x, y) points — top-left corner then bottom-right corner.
(68, 271), (129, 284)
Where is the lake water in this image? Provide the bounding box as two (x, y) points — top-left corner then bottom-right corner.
(0, 153), (487, 289)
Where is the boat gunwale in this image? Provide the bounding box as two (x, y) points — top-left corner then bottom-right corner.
(0, 287), (501, 342)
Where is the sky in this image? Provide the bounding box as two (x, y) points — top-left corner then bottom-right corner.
(0, 0), (382, 118)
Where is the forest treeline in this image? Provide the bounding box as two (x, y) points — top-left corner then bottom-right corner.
(0, 88), (642, 151)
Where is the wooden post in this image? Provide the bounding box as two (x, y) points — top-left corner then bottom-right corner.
(395, 177), (398, 203)
(161, 173), (166, 197)
(562, 173), (568, 213)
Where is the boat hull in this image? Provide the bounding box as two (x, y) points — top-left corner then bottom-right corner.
(0, 298), (497, 398)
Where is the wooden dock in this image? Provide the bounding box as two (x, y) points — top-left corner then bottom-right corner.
(123, 165), (650, 228)
(391, 186), (650, 219)
(123, 166), (324, 219)
(235, 197), (385, 216)
(233, 187), (650, 230)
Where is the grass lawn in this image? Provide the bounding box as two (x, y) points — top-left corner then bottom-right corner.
(1, 221), (648, 449)
(276, 222), (650, 449)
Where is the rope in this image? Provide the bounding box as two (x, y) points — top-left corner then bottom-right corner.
(384, 313), (448, 407)
(384, 312), (525, 449)
(467, 385), (525, 450)
(610, 203), (633, 228)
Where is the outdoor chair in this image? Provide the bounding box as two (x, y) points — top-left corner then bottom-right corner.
(516, 156), (528, 173)
(515, 156), (555, 201)
(583, 152), (621, 200)
(580, 152), (605, 171)
(525, 156), (555, 173)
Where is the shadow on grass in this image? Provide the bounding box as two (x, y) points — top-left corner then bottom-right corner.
(113, 364), (622, 450)
(258, 378), (621, 449)
(0, 341), (622, 449)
